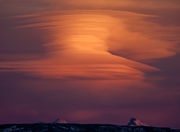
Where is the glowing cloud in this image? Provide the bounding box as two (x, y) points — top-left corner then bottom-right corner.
(0, 10), (179, 81)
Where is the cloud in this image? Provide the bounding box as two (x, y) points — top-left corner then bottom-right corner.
(65, 0), (180, 10)
(0, 10), (179, 82)
(1, 0), (180, 16)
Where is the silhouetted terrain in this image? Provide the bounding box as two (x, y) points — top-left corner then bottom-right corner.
(0, 123), (179, 132)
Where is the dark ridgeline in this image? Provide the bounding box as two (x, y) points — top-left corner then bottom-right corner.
(0, 123), (180, 132)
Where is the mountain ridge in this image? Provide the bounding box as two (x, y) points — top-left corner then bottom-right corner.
(0, 123), (179, 132)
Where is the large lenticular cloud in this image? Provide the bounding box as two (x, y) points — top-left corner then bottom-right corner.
(0, 10), (179, 82)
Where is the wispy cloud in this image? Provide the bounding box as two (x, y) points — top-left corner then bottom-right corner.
(0, 10), (179, 82)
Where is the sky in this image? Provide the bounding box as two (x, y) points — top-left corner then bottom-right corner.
(0, 0), (180, 129)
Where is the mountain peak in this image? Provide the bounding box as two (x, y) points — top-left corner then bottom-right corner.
(127, 118), (149, 126)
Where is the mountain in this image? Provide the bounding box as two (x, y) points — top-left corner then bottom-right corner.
(0, 123), (180, 132)
(52, 118), (69, 124)
(127, 118), (149, 126)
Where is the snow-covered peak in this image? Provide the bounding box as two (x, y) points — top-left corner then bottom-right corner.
(52, 118), (68, 124)
(58, 119), (68, 123)
(128, 118), (149, 126)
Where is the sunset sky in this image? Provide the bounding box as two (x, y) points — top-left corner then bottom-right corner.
(0, 0), (180, 129)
